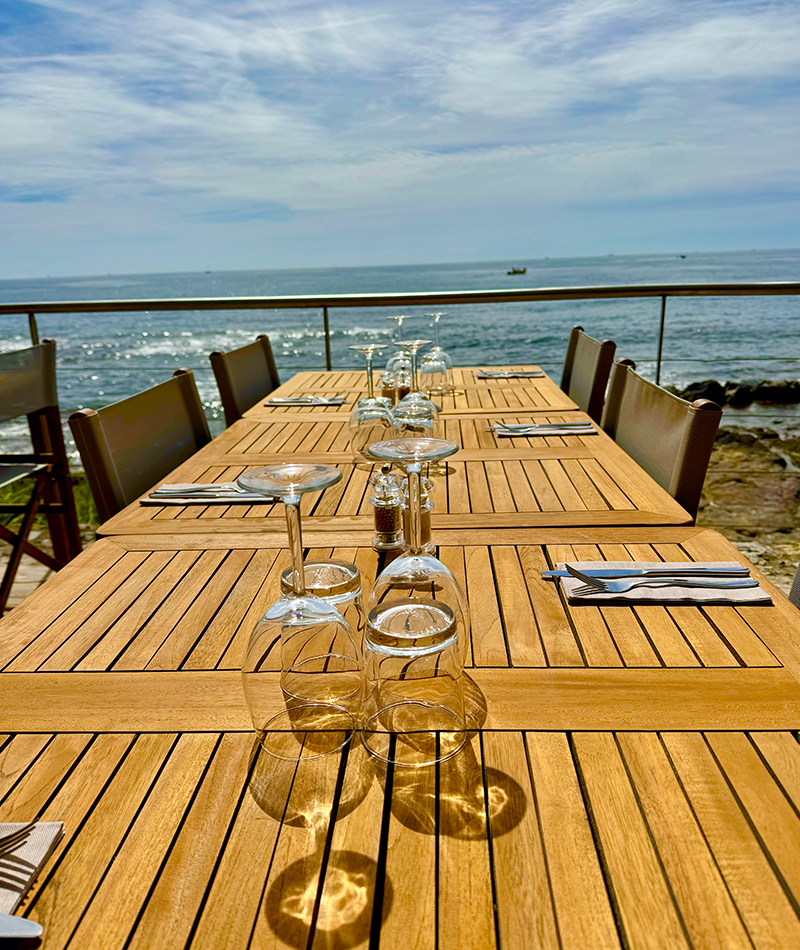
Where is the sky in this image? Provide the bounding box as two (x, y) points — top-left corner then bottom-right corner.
(1, 0), (799, 278)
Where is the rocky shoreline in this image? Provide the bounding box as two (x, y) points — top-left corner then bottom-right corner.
(668, 378), (800, 409)
(699, 422), (800, 594)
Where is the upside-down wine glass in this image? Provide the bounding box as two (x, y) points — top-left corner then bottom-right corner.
(422, 312), (454, 391)
(395, 339), (440, 415)
(239, 464), (361, 755)
(362, 437), (468, 766)
(348, 343), (391, 408)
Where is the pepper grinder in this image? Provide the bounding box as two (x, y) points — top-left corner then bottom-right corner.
(369, 465), (405, 553)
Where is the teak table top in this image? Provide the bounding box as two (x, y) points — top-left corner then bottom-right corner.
(96, 411), (691, 535)
(2, 526), (800, 949)
(243, 366), (580, 417)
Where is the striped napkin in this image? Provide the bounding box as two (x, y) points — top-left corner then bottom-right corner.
(559, 561), (771, 605)
(0, 822), (63, 913)
(476, 370), (544, 379)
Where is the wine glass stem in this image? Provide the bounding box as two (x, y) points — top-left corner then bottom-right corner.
(410, 348), (419, 393)
(365, 353), (374, 399)
(433, 318), (440, 348)
(408, 462), (423, 554)
(284, 498), (305, 595)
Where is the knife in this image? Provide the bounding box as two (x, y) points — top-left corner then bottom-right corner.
(541, 567), (750, 579)
(0, 914), (43, 938)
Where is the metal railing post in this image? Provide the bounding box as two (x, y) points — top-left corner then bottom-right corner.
(28, 312), (39, 345)
(655, 295), (667, 385)
(322, 306), (332, 370)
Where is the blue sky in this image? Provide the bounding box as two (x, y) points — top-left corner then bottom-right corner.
(1, 0), (798, 277)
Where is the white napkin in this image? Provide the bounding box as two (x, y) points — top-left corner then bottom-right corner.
(559, 561), (772, 605)
(476, 370), (544, 379)
(0, 822), (63, 913)
(492, 424), (596, 437)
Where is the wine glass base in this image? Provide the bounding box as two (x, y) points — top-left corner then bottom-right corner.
(362, 703), (466, 766)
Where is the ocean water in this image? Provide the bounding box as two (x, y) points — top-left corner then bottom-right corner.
(1, 248), (799, 453)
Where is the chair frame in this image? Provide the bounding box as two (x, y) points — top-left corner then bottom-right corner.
(69, 369), (211, 523)
(601, 358), (722, 520)
(560, 325), (616, 422)
(210, 334), (280, 427)
(0, 339), (82, 611)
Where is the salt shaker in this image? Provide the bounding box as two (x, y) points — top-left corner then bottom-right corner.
(369, 465), (405, 552)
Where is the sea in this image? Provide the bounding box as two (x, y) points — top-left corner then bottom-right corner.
(1, 248), (799, 455)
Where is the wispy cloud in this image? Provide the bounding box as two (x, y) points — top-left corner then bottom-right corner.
(0, 0), (798, 274)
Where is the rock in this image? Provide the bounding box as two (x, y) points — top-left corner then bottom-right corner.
(663, 385), (682, 396)
(724, 382), (753, 408)
(680, 380), (726, 404)
(751, 380), (800, 404)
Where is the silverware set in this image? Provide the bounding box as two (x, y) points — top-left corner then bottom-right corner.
(564, 563), (758, 595)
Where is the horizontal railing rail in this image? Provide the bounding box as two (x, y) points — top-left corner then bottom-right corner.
(2, 281), (800, 381)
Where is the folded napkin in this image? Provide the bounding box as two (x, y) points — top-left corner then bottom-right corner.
(476, 370), (544, 379)
(141, 484), (277, 506)
(559, 561), (772, 605)
(492, 423), (596, 437)
(266, 395), (346, 406)
(0, 822), (63, 913)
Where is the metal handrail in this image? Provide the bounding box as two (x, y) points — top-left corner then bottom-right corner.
(3, 281), (800, 382)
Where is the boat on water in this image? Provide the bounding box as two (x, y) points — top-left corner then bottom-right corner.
(507, 266), (527, 275)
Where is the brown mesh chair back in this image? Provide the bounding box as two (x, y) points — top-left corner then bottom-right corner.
(601, 359), (722, 520)
(0, 339), (82, 610)
(69, 369), (211, 522)
(210, 335), (280, 426)
(560, 325), (616, 422)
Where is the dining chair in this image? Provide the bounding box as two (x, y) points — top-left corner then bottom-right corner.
(0, 339), (82, 611)
(210, 335), (280, 426)
(69, 369), (211, 523)
(601, 358), (722, 520)
(560, 325), (616, 421)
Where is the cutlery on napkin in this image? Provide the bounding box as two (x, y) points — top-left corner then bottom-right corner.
(0, 821), (63, 916)
(476, 370), (544, 379)
(267, 394), (346, 405)
(489, 422), (596, 437)
(552, 561), (771, 605)
(141, 484), (277, 505)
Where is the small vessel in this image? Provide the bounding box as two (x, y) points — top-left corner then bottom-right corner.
(507, 266), (527, 275)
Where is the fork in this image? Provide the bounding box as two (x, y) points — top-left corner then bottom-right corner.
(566, 564), (758, 595)
(0, 821), (36, 856)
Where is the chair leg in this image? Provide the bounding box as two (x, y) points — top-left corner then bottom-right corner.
(29, 407), (82, 563)
(0, 469), (47, 613)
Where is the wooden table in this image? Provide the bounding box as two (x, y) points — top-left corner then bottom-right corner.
(4, 364), (800, 948)
(2, 525), (800, 948)
(244, 367), (580, 416)
(96, 411), (691, 535)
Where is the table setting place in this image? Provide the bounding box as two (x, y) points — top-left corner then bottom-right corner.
(266, 393), (346, 406)
(140, 482), (278, 506)
(488, 421), (597, 437)
(542, 561), (773, 604)
(0, 821), (64, 939)
(475, 369), (545, 378)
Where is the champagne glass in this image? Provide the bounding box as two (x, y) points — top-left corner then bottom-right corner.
(239, 464), (362, 745)
(362, 438), (467, 766)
